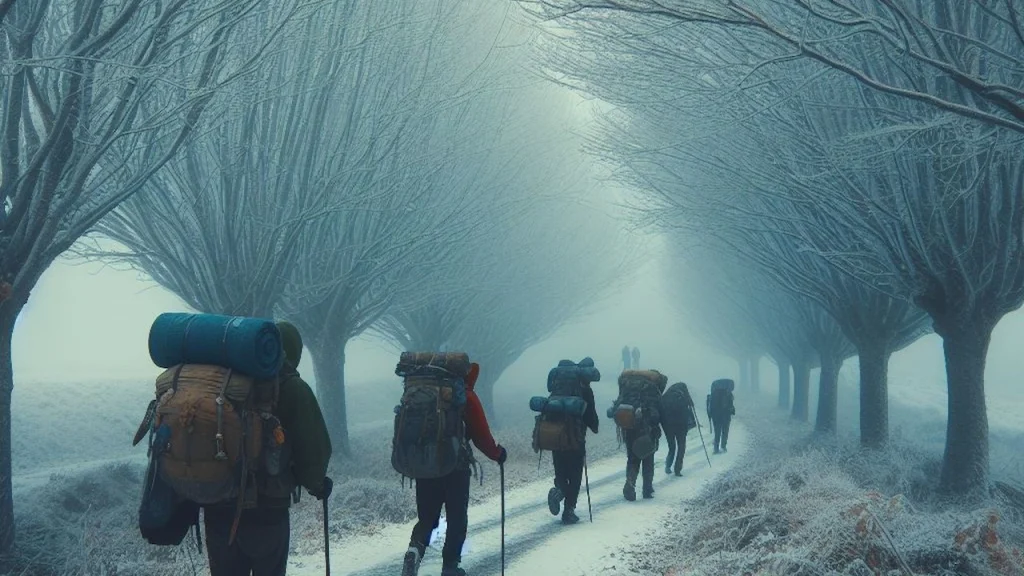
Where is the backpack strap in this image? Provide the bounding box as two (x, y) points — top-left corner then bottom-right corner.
(213, 368), (233, 461)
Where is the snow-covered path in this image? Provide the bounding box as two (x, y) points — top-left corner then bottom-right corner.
(290, 422), (747, 576)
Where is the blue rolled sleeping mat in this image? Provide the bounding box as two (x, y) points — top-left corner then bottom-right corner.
(148, 312), (284, 379)
(529, 395), (588, 417)
(577, 356), (601, 382)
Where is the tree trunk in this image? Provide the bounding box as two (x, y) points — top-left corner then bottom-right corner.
(939, 323), (991, 495)
(777, 360), (791, 409)
(749, 355), (761, 392)
(858, 340), (892, 448)
(309, 339), (350, 458)
(0, 307), (15, 553)
(815, 353), (840, 434)
(738, 356), (750, 390)
(791, 361), (810, 422)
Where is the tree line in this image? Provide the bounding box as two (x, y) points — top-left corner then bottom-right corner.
(526, 0), (1024, 497)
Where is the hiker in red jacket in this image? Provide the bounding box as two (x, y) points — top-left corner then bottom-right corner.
(402, 362), (507, 576)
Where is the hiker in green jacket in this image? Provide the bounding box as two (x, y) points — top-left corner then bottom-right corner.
(203, 320), (333, 576)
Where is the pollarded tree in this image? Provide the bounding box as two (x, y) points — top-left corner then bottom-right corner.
(0, 0), (304, 551)
(86, 9), (354, 318)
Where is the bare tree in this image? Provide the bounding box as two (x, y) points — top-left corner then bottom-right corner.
(83, 10), (356, 318)
(0, 0), (304, 551)
(277, 0), (555, 454)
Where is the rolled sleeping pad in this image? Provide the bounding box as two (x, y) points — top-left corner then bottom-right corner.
(547, 364), (581, 393)
(396, 351), (471, 377)
(148, 313), (283, 379)
(578, 356), (601, 381)
(548, 395), (587, 417)
(578, 365), (601, 383)
(529, 396), (548, 413)
(530, 395), (588, 416)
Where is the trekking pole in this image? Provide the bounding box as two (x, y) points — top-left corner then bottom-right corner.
(692, 405), (712, 468)
(500, 461), (506, 576)
(323, 496), (331, 576)
(583, 452), (593, 523)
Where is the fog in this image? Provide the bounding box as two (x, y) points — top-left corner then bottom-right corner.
(15, 242), (1024, 417)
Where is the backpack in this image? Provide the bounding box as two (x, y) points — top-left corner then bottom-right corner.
(709, 378), (735, 417)
(661, 382), (696, 432)
(532, 360), (588, 452)
(391, 352), (470, 479)
(134, 363), (286, 545)
(614, 370), (667, 431)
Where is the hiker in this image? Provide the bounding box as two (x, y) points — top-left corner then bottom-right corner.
(631, 346), (640, 369)
(203, 320), (334, 576)
(661, 382), (696, 476)
(542, 357), (600, 525)
(609, 369), (666, 501)
(397, 358), (507, 576)
(709, 378), (736, 454)
(621, 345), (632, 370)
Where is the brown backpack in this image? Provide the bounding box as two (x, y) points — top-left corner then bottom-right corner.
(138, 364), (282, 542)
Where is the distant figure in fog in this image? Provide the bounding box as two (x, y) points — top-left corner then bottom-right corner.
(631, 346), (640, 370)
(708, 378), (736, 454)
(621, 345), (632, 370)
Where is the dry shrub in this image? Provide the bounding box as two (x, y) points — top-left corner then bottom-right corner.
(642, 410), (1024, 576)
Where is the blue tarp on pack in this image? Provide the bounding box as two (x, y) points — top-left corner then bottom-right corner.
(529, 395), (587, 417)
(148, 313), (283, 379)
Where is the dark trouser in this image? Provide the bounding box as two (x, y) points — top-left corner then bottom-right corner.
(713, 415), (732, 451)
(625, 436), (655, 494)
(664, 426), (687, 473)
(409, 467), (471, 567)
(204, 507), (290, 576)
(552, 449), (585, 510)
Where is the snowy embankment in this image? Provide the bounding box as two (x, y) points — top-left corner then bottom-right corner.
(289, 423), (746, 576)
(623, 407), (1024, 576)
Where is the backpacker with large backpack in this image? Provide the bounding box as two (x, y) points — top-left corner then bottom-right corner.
(134, 313), (293, 548)
(708, 378), (735, 418)
(391, 352), (472, 480)
(530, 358), (600, 453)
(661, 382), (697, 432)
(609, 369), (667, 459)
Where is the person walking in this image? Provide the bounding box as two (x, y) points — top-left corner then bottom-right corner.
(708, 378), (736, 454)
(400, 362), (507, 576)
(547, 357), (600, 525)
(660, 382), (696, 476)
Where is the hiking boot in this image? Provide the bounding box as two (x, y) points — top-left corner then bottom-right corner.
(643, 486), (654, 499)
(722, 447), (728, 453)
(440, 565), (467, 576)
(713, 448), (721, 454)
(547, 486), (563, 516)
(623, 483), (636, 502)
(401, 547), (421, 576)
(562, 508), (580, 525)
(665, 465), (672, 475)
(674, 470), (683, 477)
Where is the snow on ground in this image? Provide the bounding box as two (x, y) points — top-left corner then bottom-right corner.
(289, 422), (746, 576)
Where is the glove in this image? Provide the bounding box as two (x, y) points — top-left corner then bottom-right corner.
(310, 476), (333, 501)
(496, 446), (507, 466)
